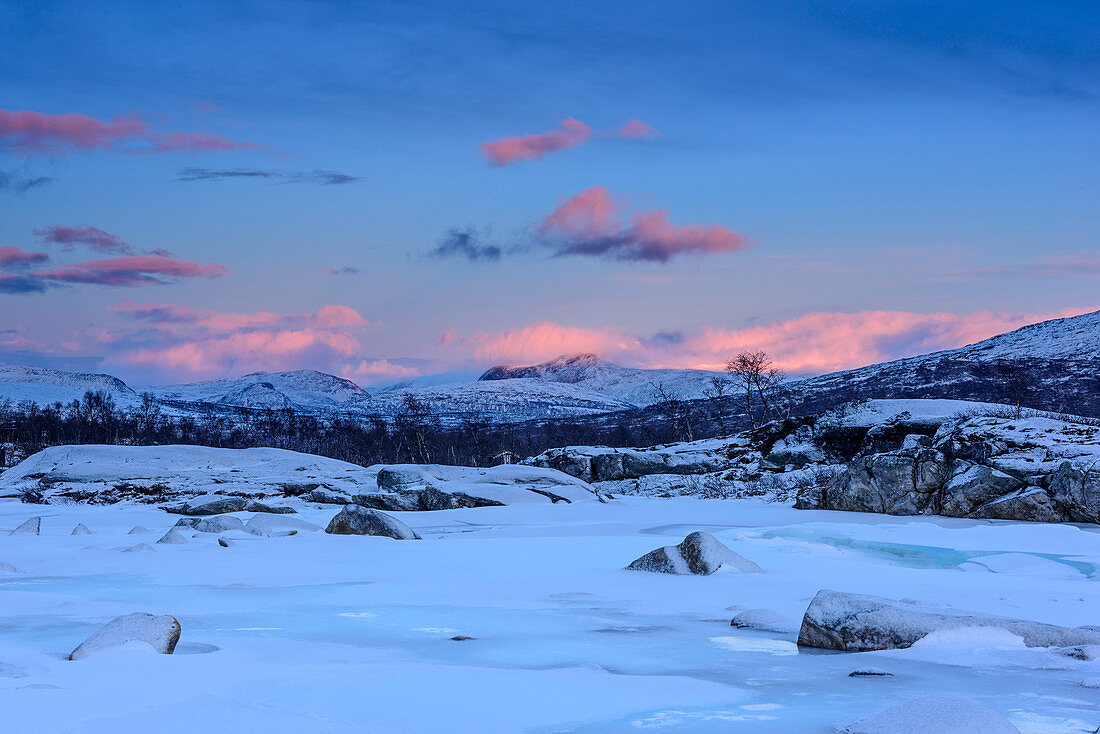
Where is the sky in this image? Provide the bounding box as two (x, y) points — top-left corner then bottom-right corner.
(1, 0), (1098, 386)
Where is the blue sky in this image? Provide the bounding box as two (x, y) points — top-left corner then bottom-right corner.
(1, 1), (1097, 385)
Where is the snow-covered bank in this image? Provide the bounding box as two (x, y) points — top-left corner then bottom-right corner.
(0, 445), (600, 508)
(1, 497), (1097, 732)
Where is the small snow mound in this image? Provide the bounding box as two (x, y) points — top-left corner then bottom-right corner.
(10, 517), (40, 536)
(127, 526), (152, 534)
(71, 523), (94, 535)
(69, 612), (181, 661)
(245, 514), (321, 537)
(0, 562), (21, 573)
(156, 528), (188, 545)
(841, 695), (1019, 734)
(122, 543), (156, 553)
(730, 609), (798, 634)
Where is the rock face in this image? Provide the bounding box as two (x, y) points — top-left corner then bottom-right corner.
(626, 531), (761, 575)
(798, 590), (1100, 651)
(799, 415), (1100, 523)
(194, 516), (244, 533)
(69, 613), (181, 660)
(10, 517), (41, 535)
(324, 506), (421, 540)
(841, 695), (1019, 734)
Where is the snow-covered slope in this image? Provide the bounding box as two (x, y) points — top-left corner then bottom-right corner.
(370, 354), (725, 422)
(0, 366), (138, 407)
(151, 370), (374, 412)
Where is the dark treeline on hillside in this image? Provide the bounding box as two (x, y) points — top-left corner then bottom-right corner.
(0, 391), (697, 469)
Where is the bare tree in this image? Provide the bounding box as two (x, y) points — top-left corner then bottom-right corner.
(702, 375), (733, 435)
(725, 350), (785, 429)
(651, 381), (694, 443)
(993, 358), (1036, 419)
(394, 393), (437, 463)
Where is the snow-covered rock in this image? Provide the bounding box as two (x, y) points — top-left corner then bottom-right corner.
(353, 463), (600, 510)
(802, 414), (1100, 522)
(71, 523), (94, 535)
(10, 517), (40, 535)
(626, 531), (761, 575)
(127, 526), (151, 534)
(527, 439), (740, 483)
(840, 695), (1019, 734)
(69, 613), (181, 660)
(121, 543), (155, 553)
(194, 516), (244, 533)
(324, 506), (420, 539)
(0, 562), (20, 572)
(847, 667), (893, 677)
(798, 590), (1100, 651)
(0, 444), (374, 505)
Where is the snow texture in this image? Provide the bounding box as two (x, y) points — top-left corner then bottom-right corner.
(841, 695), (1020, 734)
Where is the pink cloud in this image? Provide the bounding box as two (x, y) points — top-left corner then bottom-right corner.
(536, 186), (748, 262)
(480, 118), (591, 166)
(35, 225), (134, 255)
(618, 119), (660, 138)
(0, 107), (259, 155)
(0, 246), (49, 269)
(0, 108), (147, 152)
(442, 307), (1095, 375)
(479, 117), (658, 166)
(31, 256), (228, 287)
(150, 132), (260, 153)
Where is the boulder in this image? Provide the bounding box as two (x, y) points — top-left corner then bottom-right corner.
(69, 613), (181, 660)
(10, 517), (40, 536)
(626, 531), (761, 575)
(0, 562), (20, 573)
(194, 516), (245, 533)
(71, 523), (94, 535)
(324, 505), (420, 539)
(798, 590), (1100, 651)
(245, 500), (296, 514)
(841, 695), (1019, 734)
(217, 537), (232, 548)
(156, 528), (189, 545)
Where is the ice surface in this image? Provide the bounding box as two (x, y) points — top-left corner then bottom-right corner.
(841, 695), (1020, 733)
(1, 496), (1098, 732)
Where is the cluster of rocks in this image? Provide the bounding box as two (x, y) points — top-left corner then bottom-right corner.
(798, 415), (1100, 523)
(528, 399), (1100, 524)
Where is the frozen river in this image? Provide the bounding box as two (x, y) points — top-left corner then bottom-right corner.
(1, 497), (1097, 732)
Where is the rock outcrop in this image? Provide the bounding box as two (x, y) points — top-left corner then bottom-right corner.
(626, 531), (761, 575)
(324, 506), (420, 539)
(69, 613), (181, 660)
(797, 590), (1100, 651)
(798, 415), (1100, 523)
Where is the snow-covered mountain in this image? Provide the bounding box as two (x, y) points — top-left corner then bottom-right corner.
(0, 365), (138, 407)
(1, 309), (1097, 423)
(150, 370), (374, 412)
(368, 354), (725, 422)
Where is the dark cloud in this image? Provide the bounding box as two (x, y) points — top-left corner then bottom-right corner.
(0, 273), (51, 294)
(35, 225), (135, 255)
(321, 265), (361, 276)
(0, 169), (55, 194)
(428, 228), (502, 262)
(176, 168), (363, 185)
